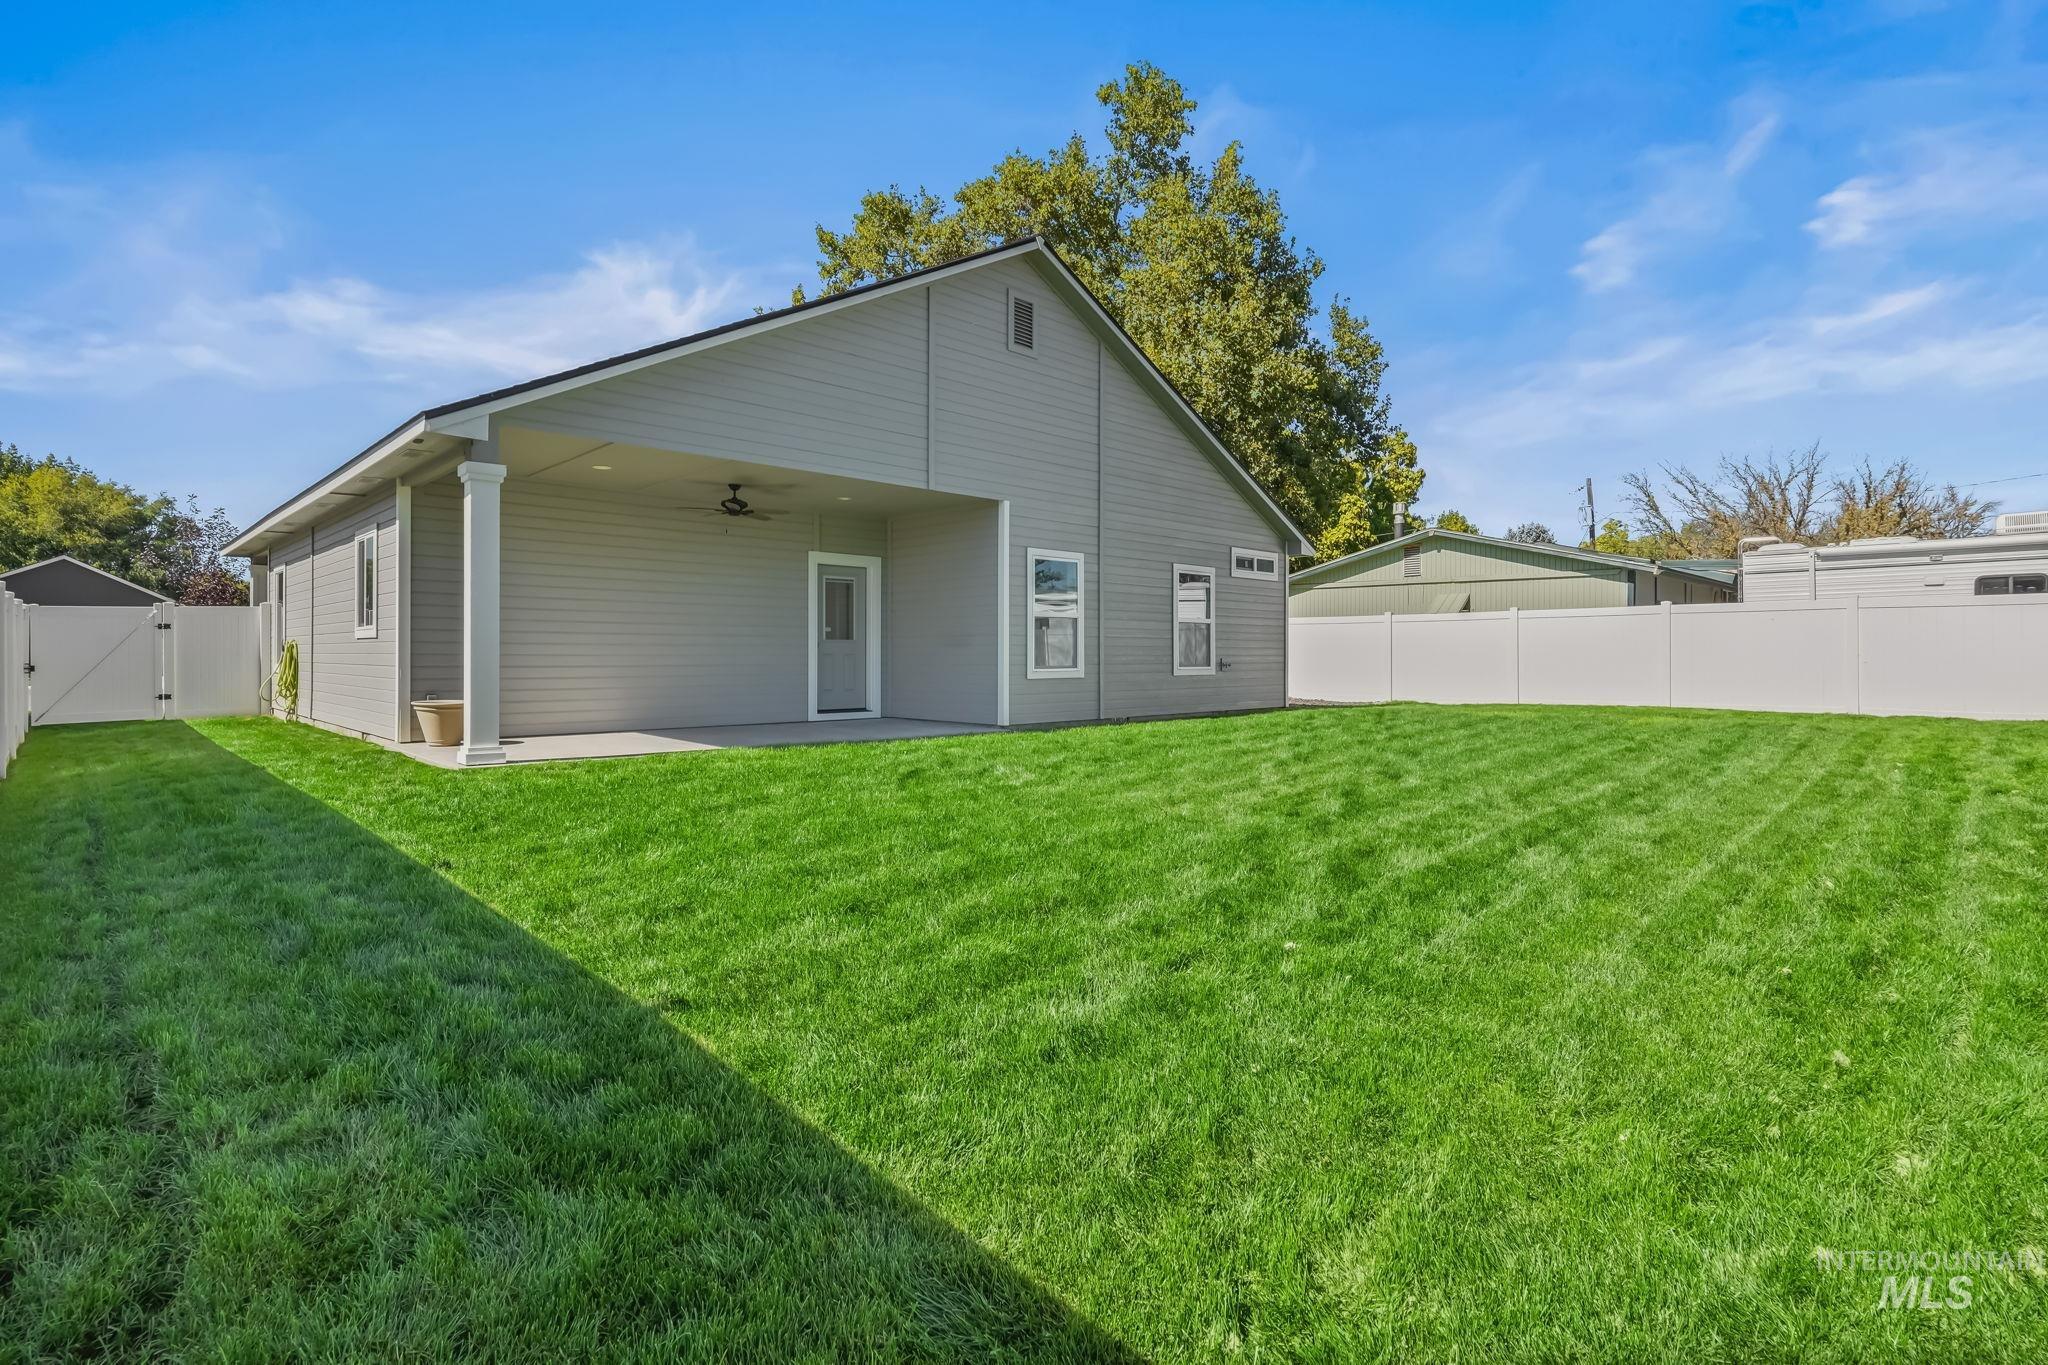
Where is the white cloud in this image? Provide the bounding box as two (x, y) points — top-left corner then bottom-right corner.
(255, 245), (752, 381)
(1571, 106), (1781, 293)
(1429, 280), (2048, 452)
(0, 140), (768, 396)
(1806, 128), (2048, 248)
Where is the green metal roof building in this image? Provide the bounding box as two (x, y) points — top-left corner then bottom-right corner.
(1288, 529), (1737, 617)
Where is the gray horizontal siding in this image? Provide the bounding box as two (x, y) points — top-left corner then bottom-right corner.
(410, 481), (894, 736)
(510, 287), (930, 488)
(266, 498), (397, 738)
(928, 259), (1102, 724)
(308, 493), (399, 739)
(885, 503), (998, 724)
(411, 481), (464, 702)
(270, 528), (314, 720)
(1098, 350), (1285, 717)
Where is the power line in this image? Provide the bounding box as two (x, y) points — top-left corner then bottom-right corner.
(1957, 470), (2048, 489)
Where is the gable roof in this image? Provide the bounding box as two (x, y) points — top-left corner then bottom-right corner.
(1288, 527), (1734, 590)
(227, 237), (1311, 557)
(0, 554), (168, 602)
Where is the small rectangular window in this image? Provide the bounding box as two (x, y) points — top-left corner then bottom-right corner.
(2017, 575), (2048, 594)
(1975, 575), (2012, 595)
(1006, 289), (1037, 354)
(354, 529), (377, 638)
(1231, 548), (1279, 580)
(822, 577), (856, 640)
(1173, 565), (1215, 675)
(1027, 549), (1084, 678)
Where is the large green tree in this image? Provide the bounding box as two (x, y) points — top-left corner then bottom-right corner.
(800, 64), (1421, 559)
(0, 443), (247, 603)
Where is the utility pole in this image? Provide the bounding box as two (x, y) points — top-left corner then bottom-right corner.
(1582, 478), (1597, 547)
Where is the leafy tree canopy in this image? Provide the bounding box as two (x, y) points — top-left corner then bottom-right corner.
(1582, 518), (1673, 559)
(1427, 509), (1479, 535)
(1623, 443), (1994, 558)
(0, 442), (248, 604)
(1502, 521), (1557, 545)
(802, 63), (1421, 560)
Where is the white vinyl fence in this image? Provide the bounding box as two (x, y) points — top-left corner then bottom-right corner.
(19, 603), (267, 729)
(1, 590), (26, 778)
(1291, 596), (2048, 723)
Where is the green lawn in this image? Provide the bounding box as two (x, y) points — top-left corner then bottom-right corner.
(3, 706), (2046, 1361)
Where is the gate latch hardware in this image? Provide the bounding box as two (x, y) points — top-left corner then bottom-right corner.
(156, 693), (173, 701)
(155, 622), (173, 630)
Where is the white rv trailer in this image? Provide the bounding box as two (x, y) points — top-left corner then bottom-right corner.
(1740, 512), (2048, 602)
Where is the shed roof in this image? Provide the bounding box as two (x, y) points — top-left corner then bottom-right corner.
(0, 554), (168, 604)
(1289, 527), (1734, 591)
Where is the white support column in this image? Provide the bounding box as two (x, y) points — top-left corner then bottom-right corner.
(457, 459), (508, 766)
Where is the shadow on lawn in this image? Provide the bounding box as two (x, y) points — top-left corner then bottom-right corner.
(1, 722), (1133, 1361)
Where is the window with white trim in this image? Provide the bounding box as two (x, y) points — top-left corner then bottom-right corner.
(1231, 548), (1279, 580)
(1027, 549), (1084, 678)
(354, 528), (378, 638)
(1173, 565), (1215, 674)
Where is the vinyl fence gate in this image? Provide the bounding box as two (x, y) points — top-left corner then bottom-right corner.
(25, 603), (266, 726)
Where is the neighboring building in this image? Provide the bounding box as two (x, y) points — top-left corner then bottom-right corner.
(1741, 517), (2048, 601)
(1288, 528), (1735, 618)
(0, 555), (167, 607)
(225, 237), (1313, 764)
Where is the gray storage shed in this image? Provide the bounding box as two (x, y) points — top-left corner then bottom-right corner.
(1289, 529), (1735, 617)
(0, 555), (168, 607)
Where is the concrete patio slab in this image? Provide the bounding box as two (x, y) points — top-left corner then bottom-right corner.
(387, 716), (999, 767)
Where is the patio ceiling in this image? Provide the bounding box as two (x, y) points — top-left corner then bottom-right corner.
(479, 426), (982, 518)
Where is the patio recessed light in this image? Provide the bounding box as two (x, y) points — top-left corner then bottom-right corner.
(836, 496), (852, 501)
(591, 464), (612, 470)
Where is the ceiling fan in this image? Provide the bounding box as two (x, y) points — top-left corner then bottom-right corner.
(679, 483), (784, 523)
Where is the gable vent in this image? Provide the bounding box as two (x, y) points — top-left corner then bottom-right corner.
(1008, 291), (1036, 352)
(1402, 544), (1422, 578)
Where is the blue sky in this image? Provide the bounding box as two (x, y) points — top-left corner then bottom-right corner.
(5, 1), (2046, 540)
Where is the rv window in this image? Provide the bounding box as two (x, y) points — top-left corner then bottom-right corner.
(2016, 575), (2047, 594)
(1975, 576), (2011, 594)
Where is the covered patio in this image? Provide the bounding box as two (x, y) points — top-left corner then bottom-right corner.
(405, 420), (1008, 766)
(387, 716), (998, 767)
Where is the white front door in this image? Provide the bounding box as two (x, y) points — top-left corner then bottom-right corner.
(815, 564), (868, 713)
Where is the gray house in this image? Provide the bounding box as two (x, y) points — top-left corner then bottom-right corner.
(0, 555), (168, 607)
(226, 238), (1311, 765)
(1289, 528), (1735, 617)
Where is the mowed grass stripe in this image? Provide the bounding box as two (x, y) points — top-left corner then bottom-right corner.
(3, 704), (2045, 1361)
